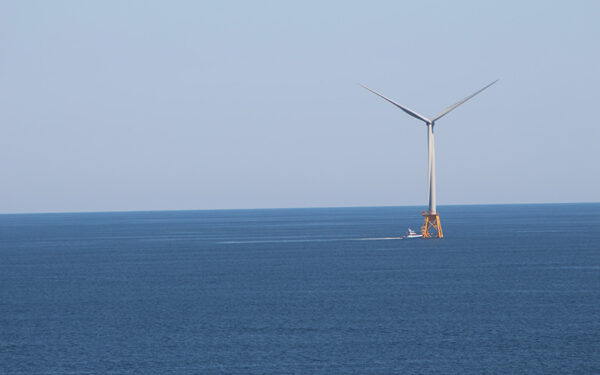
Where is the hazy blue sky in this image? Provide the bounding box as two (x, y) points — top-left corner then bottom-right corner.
(1, 1), (599, 213)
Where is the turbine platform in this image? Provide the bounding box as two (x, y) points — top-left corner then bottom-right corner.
(421, 211), (443, 239)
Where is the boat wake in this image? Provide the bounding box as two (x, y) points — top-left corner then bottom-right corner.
(356, 237), (404, 241)
(218, 236), (404, 244)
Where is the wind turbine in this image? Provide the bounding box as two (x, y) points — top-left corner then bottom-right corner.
(361, 80), (497, 238)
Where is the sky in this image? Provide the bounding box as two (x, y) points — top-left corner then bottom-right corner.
(1, 1), (599, 213)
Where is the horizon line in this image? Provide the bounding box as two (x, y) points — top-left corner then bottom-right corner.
(1, 201), (598, 216)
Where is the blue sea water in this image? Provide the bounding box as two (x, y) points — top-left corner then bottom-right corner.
(1, 204), (599, 374)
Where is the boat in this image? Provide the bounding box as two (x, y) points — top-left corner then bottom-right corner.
(403, 228), (423, 239)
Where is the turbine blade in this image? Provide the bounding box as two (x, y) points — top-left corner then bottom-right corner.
(360, 84), (430, 124)
(432, 80), (498, 122)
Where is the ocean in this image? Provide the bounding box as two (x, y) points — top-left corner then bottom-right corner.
(1, 204), (599, 374)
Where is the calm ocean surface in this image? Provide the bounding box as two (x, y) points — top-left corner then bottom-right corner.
(1, 204), (599, 374)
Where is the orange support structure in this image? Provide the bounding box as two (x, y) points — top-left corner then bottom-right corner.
(421, 211), (444, 239)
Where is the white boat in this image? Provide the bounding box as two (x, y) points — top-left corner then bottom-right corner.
(403, 228), (423, 239)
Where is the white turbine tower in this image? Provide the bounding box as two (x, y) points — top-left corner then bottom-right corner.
(361, 80), (497, 238)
